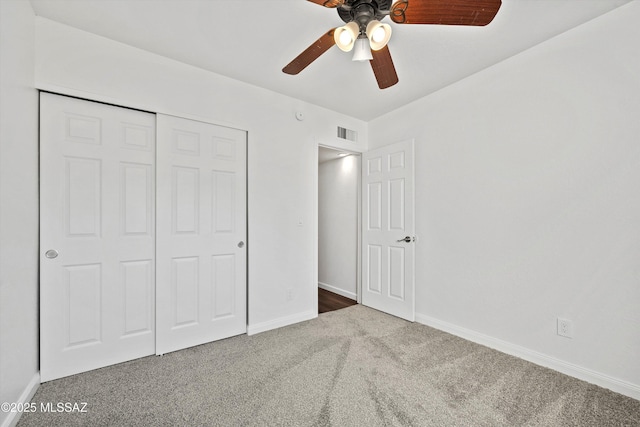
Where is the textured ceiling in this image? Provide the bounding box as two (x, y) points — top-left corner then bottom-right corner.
(30, 0), (630, 121)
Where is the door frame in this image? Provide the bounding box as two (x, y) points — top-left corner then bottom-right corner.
(314, 138), (416, 319)
(314, 143), (363, 309)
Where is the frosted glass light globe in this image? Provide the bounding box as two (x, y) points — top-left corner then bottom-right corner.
(372, 26), (386, 43)
(339, 31), (353, 46)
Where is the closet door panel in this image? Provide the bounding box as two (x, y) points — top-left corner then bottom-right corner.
(156, 114), (247, 355)
(40, 93), (156, 381)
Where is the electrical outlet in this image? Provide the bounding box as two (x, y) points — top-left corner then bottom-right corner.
(285, 288), (294, 302)
(557, 318), (573, 338)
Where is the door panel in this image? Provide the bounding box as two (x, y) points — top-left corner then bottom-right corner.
(40, 93), (156, 381)
(65, 264), (101, 346)
(122, 260), (153, 335)
(156, 114), (247, 355)
(367, 245), (382, 293)
(362, 140), (415, 321)
(211, 254), (236, 318)
(121, 163), (153, 235)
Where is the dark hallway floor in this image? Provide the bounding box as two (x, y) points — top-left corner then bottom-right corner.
(318, 288), (357, 313)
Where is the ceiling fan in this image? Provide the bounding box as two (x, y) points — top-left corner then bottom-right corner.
(282, 0), (502, 89)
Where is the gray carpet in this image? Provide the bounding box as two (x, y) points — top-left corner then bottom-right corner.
(18, 305), (640, 426)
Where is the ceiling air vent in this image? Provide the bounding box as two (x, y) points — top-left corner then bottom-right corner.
(337, 126), (357, 142)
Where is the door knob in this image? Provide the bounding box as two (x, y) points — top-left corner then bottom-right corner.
(45, 249), (59, 259)
(396, 236), (414, 243)
(237, 241), (245, 248)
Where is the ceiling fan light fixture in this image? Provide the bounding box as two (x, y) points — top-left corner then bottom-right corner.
(352, 37), (373, 62)
(334, 21), (359, 52)
(366, 20), (392, 51)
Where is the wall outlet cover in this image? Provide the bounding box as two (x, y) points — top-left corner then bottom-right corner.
(557, 317), (574, 338)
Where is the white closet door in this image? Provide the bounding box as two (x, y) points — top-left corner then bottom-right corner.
(40, 93), (156, 381)
(156, 114), (247, 355)
(361, 139), (415, 321)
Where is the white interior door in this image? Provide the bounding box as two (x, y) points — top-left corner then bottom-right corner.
(361, 139), (415, 321)
(40, 93), (156, 381)
(156, 114), (247, 355)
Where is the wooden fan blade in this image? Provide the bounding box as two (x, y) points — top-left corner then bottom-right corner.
(283, 29), (336, 75)
(391, 0), (502, 26)
(307, 0), (345, 8)
(370, 45), (399, 89)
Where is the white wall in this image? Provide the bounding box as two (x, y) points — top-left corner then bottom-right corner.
(0, 1), (40, 426)
(369, 2), (640, 398)
(34, 17), (368, 334)
(318, 155), (359, 300)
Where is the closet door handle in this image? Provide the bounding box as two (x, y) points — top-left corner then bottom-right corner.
(238, 241), (245, 248)
(45, 249), (59, 259)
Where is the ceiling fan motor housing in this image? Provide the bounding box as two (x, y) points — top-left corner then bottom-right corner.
(338, 0), (393, 32)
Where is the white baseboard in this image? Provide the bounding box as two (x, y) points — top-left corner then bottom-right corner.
(415, 313), (640, 402)
(1, 372), (40, 427)
(247, 310), (317, 336)
(318, 282), (356, 301)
